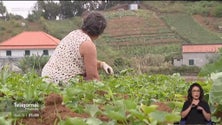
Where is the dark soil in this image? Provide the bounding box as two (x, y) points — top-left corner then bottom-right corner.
(215, 111), (222, 119)
(0, 92), (5, 97)
(153, 102), (172, 113)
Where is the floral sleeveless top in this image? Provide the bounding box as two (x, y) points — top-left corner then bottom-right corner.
(41, 29), (91, 84)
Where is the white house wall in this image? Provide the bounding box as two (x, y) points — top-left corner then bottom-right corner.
(0, 49), (55, 58)
(182, 52), (218, 67)
(173, 58), (183, 67)
(30, 49), (55, 56)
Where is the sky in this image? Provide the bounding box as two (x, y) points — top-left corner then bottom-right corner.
(2, 1), (37, 18)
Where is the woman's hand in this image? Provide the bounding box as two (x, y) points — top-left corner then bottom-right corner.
(192, 99), (199, 106)
(197, 106), (204, 111)
(100, 62), (114, 74)
(197, 105), (211, 121)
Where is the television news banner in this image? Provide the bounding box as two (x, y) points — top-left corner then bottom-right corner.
(1, 99), (41, 118)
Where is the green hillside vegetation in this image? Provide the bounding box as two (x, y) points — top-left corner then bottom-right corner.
(0, 19), (26, 42)
(142, 1), (188, 13)
(41, 17), (82, 39)
(0, 18), (44, 42)
(162, 13), (222, 44)
(1, 1), (222, 75)
(98, 9), (184, 73)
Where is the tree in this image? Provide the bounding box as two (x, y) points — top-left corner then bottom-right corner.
(59, 0), (74, 19)
(30, 0), (60, 20)
(59, 1), (118, 18)
(59, 0), (85, 19)
(97, 1), (134, 10)
(43, 1), (60, 20)
(29, 0), (134, 20)
(0, 1), (6, 17)
(72, 1), (86, 16)
(28, 0), (45, 21)
(99, 1), (120, 10)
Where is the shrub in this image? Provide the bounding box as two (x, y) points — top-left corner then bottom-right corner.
(188, 1), (214, 16)
(212, 5), (222, 17)
(130, 54), (174, 74)
(199, 49), (222, 76)
(18, 55), (49, 75)
(0, 26), (5, 31)
(113, 57), (131, 74)
(8, 14), (24, 20)
(172, 65), (200, 76)
(27, 11), (43, 22)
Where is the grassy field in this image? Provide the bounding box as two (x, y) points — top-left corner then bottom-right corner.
(42, 17), (82, 39)
(162, 13), (222, 44)
(115, 44), (181, 57)
(0, 19), (26, 42)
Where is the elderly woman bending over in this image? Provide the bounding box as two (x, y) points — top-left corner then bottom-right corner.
(41, 12), (113, 84)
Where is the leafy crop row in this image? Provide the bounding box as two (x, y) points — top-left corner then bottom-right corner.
(0, 68), (221, 125)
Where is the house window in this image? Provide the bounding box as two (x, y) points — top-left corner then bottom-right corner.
(43, 50), (49, 55)
(25, 50), (30, 56)
(189, 59), (194, 65)
(6, 50), (11, 56)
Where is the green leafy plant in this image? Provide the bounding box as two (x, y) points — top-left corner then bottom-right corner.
(18, 55), (49, 75)
(0, 68), (218, 124)
(210, 72), (222, 118)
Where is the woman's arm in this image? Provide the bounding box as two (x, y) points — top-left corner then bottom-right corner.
(197, 106), (211, 121)
(80, 40), (99, 81)
(181, 104), (192, 118)
(97, 60), (103, 70)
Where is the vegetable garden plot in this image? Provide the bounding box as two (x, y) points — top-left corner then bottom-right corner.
(0, 70), (221, 124)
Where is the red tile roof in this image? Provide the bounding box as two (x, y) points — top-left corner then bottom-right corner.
(0, 31), (60, 50)
(183, 44), (222, 53)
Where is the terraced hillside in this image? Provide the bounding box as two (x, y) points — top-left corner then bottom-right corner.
(100, 10), (183, 58)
